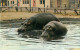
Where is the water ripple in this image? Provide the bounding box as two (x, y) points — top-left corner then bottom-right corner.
(0, 24), (80, 50)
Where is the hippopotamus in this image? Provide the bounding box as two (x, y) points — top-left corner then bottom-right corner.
(18, 13), (60, 34)
(41, 21), (67, 41)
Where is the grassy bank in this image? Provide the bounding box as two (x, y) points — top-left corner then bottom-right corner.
(0, 12), (80, 27)
(0, 18), (80, 28)
(0, 12), (80, 21)
(0, 12), (37, 21)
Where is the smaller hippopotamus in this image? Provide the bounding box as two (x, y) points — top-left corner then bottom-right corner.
(41, 21), (67, 41)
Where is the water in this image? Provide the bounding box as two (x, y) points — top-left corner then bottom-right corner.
(0, 24), (80, 50)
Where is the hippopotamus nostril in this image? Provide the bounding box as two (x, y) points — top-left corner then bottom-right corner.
(17, 29), (21, 32)
(41, 32), (49, 38)
(21, 23), (24, 25)
(18, 29), (25, 33)
(41, 35), (48, 38)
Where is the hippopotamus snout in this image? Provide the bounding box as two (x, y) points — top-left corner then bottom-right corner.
(41, 31), (49, 38)
(17, 29), (26, 34)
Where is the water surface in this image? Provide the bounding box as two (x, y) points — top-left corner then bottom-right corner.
(0, 24), (80, 50)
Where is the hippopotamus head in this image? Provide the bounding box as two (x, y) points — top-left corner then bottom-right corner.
(18, 18), (35, 34)
(41, 24), (56, 38)
(41, 21), (67, 40)
(41, 24), (63, 41)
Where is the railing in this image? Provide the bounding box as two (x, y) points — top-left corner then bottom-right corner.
(0, 6), (80, 15)
(0, 6), (46, 12)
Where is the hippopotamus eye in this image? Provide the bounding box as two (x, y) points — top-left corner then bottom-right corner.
(48, 26), (52, 30)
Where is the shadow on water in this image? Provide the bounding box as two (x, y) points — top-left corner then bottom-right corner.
(0, 24), (80, 50)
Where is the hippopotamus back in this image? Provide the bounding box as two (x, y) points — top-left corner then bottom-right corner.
(18, 13), (60, 33)
(41, 21), (67, 40)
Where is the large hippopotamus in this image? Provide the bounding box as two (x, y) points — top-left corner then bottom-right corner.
(41, 21), (67, 41)
(18, 13), (60, 34)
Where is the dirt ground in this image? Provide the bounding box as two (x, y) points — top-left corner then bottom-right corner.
(0, 12), (80, 21)
(0, 12), (37, 21)
(70, 48), (80, 50)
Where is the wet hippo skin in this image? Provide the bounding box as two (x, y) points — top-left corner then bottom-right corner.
(18, 13), (60, 33)
(41, 21), (67, 41)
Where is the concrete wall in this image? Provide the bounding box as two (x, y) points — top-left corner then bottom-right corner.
(50, 0), (80, 9)
(36, 0), (44, 8)
(78, 0), (80, 8)
(1, 0), (7, 6)
(20, 0), (30, 7)
(7, 0), (50, 8)
(7, 0), (17, 7)
(61, 0), (69, 8)
(45, 0), (50, 8)
(20, 0), (50, 8)
(50, 0), (57, 8)
(0, 0), (1, 12)
(0, 0), (1, 6)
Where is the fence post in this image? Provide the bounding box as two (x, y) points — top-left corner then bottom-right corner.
(0, 0), (2, 13)
(46, 8), (47, 12)
(38, 7), (40, 12)
(54, 9), (57, 13)
(32, 7), (33, 12)
(44, 7), (46, 13)
(64, 9), (66, 15)
(29, 0), (31, 12)
(8, 7), (10, 12)
(64, 4), (67, 15)
(0, 7), (2, 13)
(38, 7), (42, 13)
(74, 9), (78, 15)
(54, 9), (59, 13)
(60, 9), (62, 14)
(20, 7), (22, 12)
(38, 7), (39, 12)
(15, 7), (18, 12)
(79, 10), (80, 13)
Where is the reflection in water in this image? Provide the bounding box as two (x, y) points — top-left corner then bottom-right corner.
(0, 24), (80, 50)
(40, 36), (64, 41)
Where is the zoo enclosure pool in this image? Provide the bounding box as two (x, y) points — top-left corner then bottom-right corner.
(0, 21), (80, 50)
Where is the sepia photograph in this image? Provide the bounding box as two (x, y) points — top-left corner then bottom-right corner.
(0, 0), (80, 50)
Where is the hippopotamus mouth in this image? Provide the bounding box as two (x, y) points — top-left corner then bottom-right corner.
(17, 29), (26, 35)
(41, 31), (50, 38)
